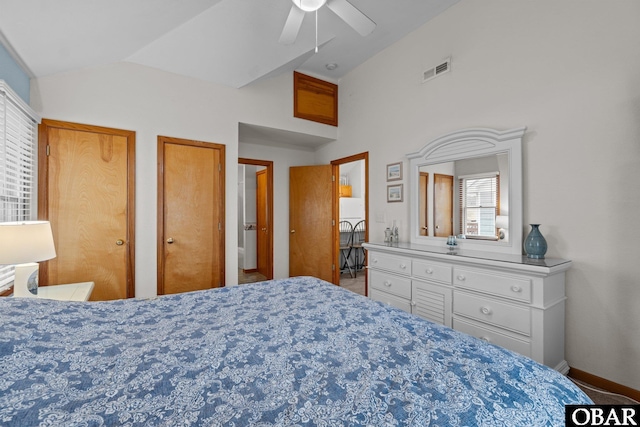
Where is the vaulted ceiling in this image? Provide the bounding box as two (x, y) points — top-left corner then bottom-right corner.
(0, 0), (460, 88)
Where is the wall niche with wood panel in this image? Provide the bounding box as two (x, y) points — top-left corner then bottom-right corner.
(293, 71), (338, 127)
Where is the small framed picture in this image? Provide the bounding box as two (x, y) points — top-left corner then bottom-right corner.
(386, 162), (403, 181)
(387, 184), (403, 203)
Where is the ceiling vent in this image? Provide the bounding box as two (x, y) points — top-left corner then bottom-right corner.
(422, 57), (451, 83)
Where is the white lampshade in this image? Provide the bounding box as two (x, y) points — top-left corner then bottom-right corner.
(292, 0), (326, 12)
(0, 221), (57, 264)
(495, 215), (509, 230)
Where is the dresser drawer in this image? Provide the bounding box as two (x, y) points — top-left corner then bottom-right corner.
(453, 290), (531, 335)
(412, 260), (452, 284)
(453, 268), (531, 303)
(370, 270), (411, 299)
(370, 288), (411, 314)
(454, 317), (531, 358)
(368, 251), (411, 276)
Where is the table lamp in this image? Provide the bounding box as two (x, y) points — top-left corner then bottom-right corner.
(495, 215), (509, 240)
(0, 221), (57, 297)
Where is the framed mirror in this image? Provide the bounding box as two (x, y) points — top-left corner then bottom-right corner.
(407, 127), (526, 255)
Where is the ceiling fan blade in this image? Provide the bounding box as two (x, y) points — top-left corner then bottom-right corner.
(279, 5), (306, 45)
(326, 0), (376, 36)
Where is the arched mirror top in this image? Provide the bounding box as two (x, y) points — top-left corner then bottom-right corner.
(407, 127), (526, 255)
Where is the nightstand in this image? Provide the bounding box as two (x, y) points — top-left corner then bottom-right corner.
(36, 282), (94, 301)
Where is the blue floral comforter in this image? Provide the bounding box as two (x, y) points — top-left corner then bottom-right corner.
(1, 276), (590, 426)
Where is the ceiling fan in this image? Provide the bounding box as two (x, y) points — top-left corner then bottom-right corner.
(279, 0), (376, 45)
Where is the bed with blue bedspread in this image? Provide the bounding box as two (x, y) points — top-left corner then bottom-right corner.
(1, 276), (590, 426)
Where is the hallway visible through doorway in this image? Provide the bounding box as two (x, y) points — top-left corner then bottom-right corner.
(238, 158), (274, 284)
(333, 153), (368, 295)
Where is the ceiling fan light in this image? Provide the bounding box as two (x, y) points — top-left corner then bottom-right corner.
(292, 0), (326, 12)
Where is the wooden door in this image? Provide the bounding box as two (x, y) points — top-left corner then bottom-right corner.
(38, 120), (135, 300)
(158, 136), (225, 294)
(256, 169), (270, 277)
(289, 165), (333, 282)
(434, 173), (453, 237)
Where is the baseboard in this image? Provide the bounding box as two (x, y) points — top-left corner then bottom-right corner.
(569, 367), (640, 402)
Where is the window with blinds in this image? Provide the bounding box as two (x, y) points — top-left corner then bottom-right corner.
(459, 173), (500, 239)
(0, 80), (40, 289)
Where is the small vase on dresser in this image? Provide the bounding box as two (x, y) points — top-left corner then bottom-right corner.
(524, 224), (548, 259)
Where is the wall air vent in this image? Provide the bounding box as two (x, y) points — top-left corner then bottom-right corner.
(422, 57), (451, 83)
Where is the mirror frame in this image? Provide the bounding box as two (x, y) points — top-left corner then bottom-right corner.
(407, 127), (526, 255)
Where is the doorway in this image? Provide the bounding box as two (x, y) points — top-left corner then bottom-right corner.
(332, 153), (368, 296)
(289, 165), (334, 282)
(286, 152), (368, 292)
(238, 158), (274, 284)
(157, 136), (225, 294)
(38, 119), (135, 300)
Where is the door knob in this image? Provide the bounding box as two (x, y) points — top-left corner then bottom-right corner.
(290, 230), (295, 233)
(116, 239), (125, 246)
(167, 237), (175, 244)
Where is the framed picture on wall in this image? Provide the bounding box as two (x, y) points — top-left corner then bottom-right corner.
(387, 184), (403, 203)
(386, 162), (403, 181)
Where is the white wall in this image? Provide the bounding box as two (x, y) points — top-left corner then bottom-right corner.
(31, 62), (335, 298)
(316, 0), (640, 389)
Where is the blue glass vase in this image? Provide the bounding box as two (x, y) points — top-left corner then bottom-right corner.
(524, 224), (547, 259)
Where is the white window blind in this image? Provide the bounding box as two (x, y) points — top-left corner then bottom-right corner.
(459, 173), (499, 238)
(0, 80), (40, 288)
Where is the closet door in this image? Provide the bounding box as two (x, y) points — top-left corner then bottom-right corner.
(39, 119), (135, 300)
(157, 136), (225, 294)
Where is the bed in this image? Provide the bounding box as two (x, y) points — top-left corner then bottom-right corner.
(1, 276), (591, 426)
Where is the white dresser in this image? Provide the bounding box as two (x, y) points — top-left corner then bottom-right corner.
(364, 242), (571, 373)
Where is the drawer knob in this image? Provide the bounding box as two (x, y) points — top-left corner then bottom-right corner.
(410, 301), (416, 307)
(480, 336), (491, 342)
(399, 264), (407, 270)
(480, 306), (493, 315)
(373, 258), (378, 264)
(383, 280), (392, 287)
(511, 285), (522, 293)
(457, 275), (466, 281)
(425, 268), (433, 274)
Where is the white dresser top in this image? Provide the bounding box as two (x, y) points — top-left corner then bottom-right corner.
(363, 242), (571, 275)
